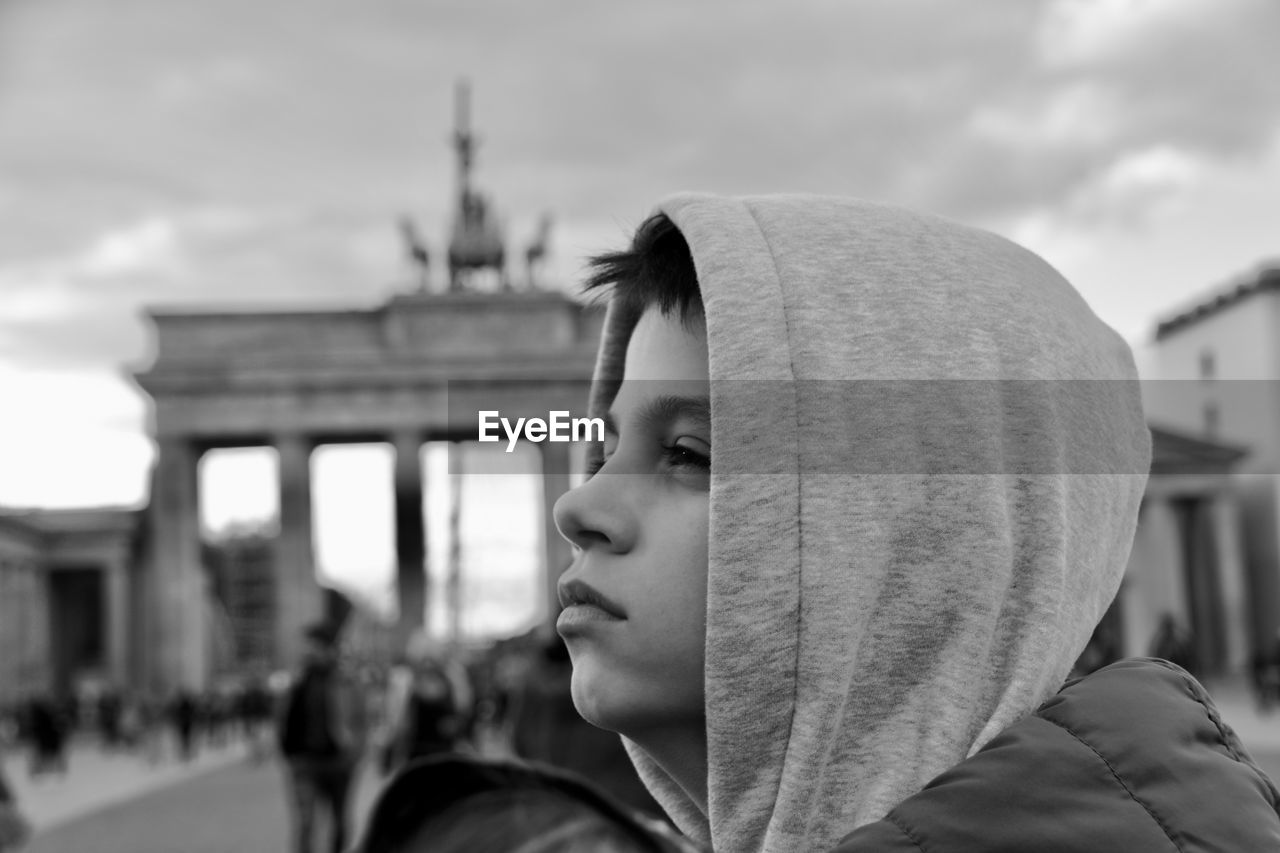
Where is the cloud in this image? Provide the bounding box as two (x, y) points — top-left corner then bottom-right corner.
(0, 364), (145, 431)
(967, 83), (1121, 151)
(1005, 144), (1205, 262)
(0, 364), (151, 508)
(80, 217), (181, 276)
(0, 430), (152, 508)
(155, 56), (262, 103)
(1, 0), (1271, 349)
(6, 0), (1272, 276)
(1036, 0), (1280, 157)
(1037, 0), (1209, 67)
(1084, 146), (1202, 219)
(1, 0), (1278, 512)
(0, 204), (415, 369)
(0, 266), (78, 322)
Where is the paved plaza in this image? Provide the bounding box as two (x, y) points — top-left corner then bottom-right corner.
(3, 738), (248, 835)
(7, 739), (384, 853)
(4, 675), (1280, 853)
(25, 759), (295, 853)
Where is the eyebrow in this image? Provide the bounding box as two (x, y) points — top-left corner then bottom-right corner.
(603, 393), (711, 437)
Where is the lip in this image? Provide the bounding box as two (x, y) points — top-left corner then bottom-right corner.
(557, 579), (627, 618)
(556, 603), (625, 636)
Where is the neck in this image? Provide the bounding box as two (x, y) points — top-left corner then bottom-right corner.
(629, 719), (708, 814)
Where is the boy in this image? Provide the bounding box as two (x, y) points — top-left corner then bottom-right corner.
(553, 194), (1280, 851)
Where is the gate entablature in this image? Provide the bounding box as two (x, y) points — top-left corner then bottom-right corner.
(139, 292), (600, 383)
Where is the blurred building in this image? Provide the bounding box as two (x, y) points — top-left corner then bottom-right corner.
(0, 502), (400, 700)
(1142, 262), (1280, 662)
(11, 260), (1277, 697)
(0, 507), (140, 702)
(0, 513), (51, 705)
(119, 86), (600, 692)
(203, 528), (277, 674)
(128, 290), (602, 692)
(1114, 426), (1248, 675)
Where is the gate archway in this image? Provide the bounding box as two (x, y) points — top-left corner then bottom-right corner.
(133, 291), (601, 690)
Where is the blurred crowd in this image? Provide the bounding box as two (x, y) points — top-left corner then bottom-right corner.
(1, 674), (280, 776)
(0, 627), (672, 853)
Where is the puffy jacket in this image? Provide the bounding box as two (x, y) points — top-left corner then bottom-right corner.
(834, 659), (1280, 851)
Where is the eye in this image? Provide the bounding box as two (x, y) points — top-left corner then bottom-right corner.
(661, 438), (710, 471)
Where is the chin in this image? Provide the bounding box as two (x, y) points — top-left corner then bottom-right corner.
(568, 650), (703, 738)
(571, 674), (678, 743)
(568, 662), (620, 732)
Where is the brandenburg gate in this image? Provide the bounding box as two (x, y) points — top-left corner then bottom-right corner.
(133, 291), (601, 690)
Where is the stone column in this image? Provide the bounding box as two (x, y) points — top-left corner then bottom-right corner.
(1211, 490), (1249, 671)
(392, 430), (426, 652)
(148, 438), (206, 691)
(25, 560), (51, 695)
(0, 561), (14, 706)
(540, 442), (574, 635)
(1177, 497), (1227, 672)
(1122, 491), (1188, 659)
(105, 555), (130, 688)
(275, 433), (321, 671)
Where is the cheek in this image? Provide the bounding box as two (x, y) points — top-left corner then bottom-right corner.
(661, 500), (709, 630)
(566, 497), (710, 733)
(652, 504), (709, 613)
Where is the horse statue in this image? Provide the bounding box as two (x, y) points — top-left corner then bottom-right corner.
(447, 190), (507, 292)
(399, 215), (431, 292)
(524, 213), (553, 290)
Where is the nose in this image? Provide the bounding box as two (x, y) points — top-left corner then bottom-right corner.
(553, 471), (634, 554)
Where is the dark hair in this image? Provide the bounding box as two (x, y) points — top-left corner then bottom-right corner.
(356, 755), (687, 853)
(584, 213), (702, 326)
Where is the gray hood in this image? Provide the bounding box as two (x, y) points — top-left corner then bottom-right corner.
(588, 193), (1151, 852)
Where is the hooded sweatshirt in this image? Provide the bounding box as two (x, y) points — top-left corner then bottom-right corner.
(585, 193), (1167, 852)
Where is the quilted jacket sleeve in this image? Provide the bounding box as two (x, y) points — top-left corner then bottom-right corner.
(832, 659), (1280, 852)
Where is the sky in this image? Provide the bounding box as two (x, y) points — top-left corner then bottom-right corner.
(2, 0), (1279, 624)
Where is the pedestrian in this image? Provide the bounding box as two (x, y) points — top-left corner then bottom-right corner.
(354, 754), (697, 853)
(0, 759), (31, 853)
(277, 622), (367, 853)
(168, 689), (198, 762)
(238, 674), (274, 762)
(116, 692), (142, 750)
(24, 693), (67, 779)
(1267, 629), (1280, 710)
(1149, 611), (1195, 673)
(1251, 645), (1274, 712)
(97, 687), (122, 751)
(1070, 617), (1120, 678)
(205, 687), (235, 750)
(550, 194), (1280, 851)
(136, 691), (163, 764)
(380, 641), (464, 775)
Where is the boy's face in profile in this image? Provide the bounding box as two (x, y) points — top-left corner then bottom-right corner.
(554, 307), (710, 737)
